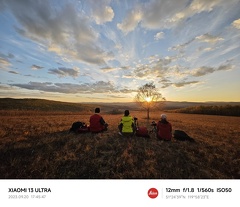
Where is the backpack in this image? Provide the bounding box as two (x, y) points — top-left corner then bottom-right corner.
(69, 122), (89, 133)
(77, 125), (90, 133)
(173, 130), (195, 142)
(135, 126), (150, 138)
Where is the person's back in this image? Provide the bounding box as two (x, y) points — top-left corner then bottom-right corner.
(157, 114), (172, 141)
(89, 108), (107, 132)
(119, 110), (134, 135)
(121, 115), (134, 133)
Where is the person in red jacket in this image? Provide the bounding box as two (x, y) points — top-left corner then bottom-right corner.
(89, 108), (108, 133)
(157, 114), (172, 141)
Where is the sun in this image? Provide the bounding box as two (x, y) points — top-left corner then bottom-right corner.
(145, 97), (151, 102)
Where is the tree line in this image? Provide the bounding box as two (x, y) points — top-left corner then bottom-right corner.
(171, 105), (240, 117)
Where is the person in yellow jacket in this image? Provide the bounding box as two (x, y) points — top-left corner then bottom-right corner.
(118, 110), (134, 136)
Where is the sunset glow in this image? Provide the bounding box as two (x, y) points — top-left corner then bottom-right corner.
(145, 97), (151, 103)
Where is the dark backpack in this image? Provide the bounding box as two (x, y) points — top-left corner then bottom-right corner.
(69, 122), (85, 133)
(173, 130), (195, 142)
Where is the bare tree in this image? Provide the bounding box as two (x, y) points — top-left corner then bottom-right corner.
(135, 82), (165, 119)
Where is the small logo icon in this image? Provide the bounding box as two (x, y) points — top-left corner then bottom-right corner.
(148, 188), (158, 199)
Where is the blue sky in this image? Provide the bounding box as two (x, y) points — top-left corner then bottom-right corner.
(0, 0), (240, 103)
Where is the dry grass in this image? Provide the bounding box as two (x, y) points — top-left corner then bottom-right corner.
(0, 110), (239, 179)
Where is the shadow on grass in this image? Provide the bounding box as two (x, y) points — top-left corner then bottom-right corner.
(0, 130), (239, 179)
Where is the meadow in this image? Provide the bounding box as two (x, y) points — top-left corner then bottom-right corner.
(0, 110), (239, 179)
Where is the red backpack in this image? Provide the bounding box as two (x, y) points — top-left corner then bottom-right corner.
(135, 126), (150, 138)
(133, 117), (150, 138)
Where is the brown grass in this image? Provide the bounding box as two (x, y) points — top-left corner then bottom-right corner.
(0, 110), (239, 179)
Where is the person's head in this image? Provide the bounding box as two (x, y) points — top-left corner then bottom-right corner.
(161, 114), (167, 120)
(95, 108), (100, 113)
(124, 110), (130, 116)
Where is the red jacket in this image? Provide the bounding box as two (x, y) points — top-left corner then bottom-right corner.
(89, 114), (105, 132)
(157, 121), (172, 140)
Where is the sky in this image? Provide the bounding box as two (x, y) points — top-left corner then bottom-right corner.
(0, 0), (240, 103)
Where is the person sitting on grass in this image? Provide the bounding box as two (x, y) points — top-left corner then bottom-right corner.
(118, 110), (134, 136)
(156, 114), (172, 141)
(89, 108), (108, 133)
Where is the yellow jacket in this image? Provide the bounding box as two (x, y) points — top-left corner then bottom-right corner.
(120, 116), (134, 133)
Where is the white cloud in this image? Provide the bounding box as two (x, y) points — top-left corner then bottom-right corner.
(154, 32), (164, 40)
(117, 9), (142, 34)
(141, 0), (189, 29)
(231, 18), (240, 29)
(189, 0), (222, 13)
(118, 0), (237, 32)
(88, 0), (114, 24)
(195, 33), (224, 44)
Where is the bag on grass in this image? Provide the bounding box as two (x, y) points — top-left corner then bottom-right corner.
(173, 130), (194, 142)
(69, 121), (89, 133)
(135, 126), (150, 138)
(77, 125), (90, 133)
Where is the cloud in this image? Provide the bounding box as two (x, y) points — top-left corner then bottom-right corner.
(8, 70), (19, 75)
(191, 64), (233, 77)
(132, 56), (174, 80)
(10, 80), (138, 95)
(173, 80), (199, 88)
(101, 66), (119, 73)
(48, 67), (80, 78)
(159, 78), (172, 88)
(0, 57), (11, 70)
(88, 0), (114, 24)
(141, 0), (189, 29)
(0, 84), (14, 90)
(169, 33), (224, 53)
(154, 32), (164, 40)
(159, 78), (200, 89)
(0, 52), (15, 70)
(31, 64), (44, 70)
(195, 33), (224, 44)
(191, 66), (215, 77)
(10, 81), (136, 94)
(169, 38), (195, 52)
(217, 64), (234, 71)
(117, 9), (142, 34)
(189, 0), (220, 12)
(1, 0), (110, 65)
(118, 0), (235, 33)
(231, 18), (240, 29)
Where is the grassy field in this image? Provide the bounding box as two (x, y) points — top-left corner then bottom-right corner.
(0, 110), (239, 179)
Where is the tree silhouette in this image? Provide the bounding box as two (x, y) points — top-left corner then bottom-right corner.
(135, 82), (165, 119)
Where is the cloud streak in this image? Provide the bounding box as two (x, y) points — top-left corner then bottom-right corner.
(10, 81), (136, 95)
(48, 67), (80, 78)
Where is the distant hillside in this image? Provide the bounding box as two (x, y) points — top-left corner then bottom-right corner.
(0, 98), (93, 112)
(168, 104), (240, 117)
(162, 101), (240, 110)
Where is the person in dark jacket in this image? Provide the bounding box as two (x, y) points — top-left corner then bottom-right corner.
(89, 108), (108, 133)
(157, 114), (172, 141)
